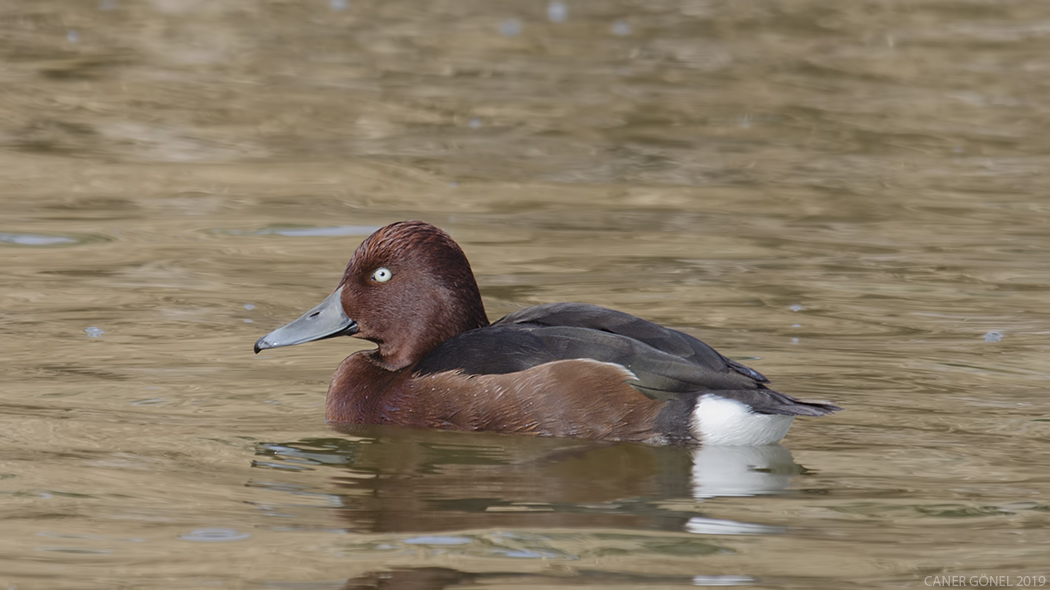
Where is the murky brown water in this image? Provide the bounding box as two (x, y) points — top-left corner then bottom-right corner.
(3, 1), (1050, 588)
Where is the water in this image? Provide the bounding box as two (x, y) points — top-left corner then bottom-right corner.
(2, 1), (1049, 588)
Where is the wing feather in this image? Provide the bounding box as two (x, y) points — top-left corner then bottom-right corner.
(414, 303), (771, 402)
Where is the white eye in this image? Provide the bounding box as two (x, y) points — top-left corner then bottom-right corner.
(371, 267), (392, 283)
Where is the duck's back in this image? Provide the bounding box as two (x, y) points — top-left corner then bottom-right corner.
(416, 303), (768, 399)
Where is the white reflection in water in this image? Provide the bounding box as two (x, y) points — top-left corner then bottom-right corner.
(500, 19), (522, 37)
(691, 444), (797, 499)
(547, 2), (568, 23)
(0, 233), (76, 246)
(403, 535), (471, 545)
(178, 528), (251, 542)
(692, 574), (757, 586)
(687, 445), (792, 535)
(685, 516), (784, 535)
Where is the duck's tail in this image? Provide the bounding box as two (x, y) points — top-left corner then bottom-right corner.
(706, 388), (842, 417)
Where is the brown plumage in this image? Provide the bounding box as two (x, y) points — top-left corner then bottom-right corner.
(255, 221), (840, 445)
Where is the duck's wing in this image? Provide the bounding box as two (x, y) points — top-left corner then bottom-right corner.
(413, 303), (771, 402)
(494, 302), (769, 383)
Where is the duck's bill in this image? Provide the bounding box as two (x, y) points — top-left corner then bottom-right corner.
(254, 286), (359, 353)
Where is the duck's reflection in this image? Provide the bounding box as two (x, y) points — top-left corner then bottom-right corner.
(340, 567), (748, 589)
(254, 425), (803, 534)
(253, 428), (802, 589)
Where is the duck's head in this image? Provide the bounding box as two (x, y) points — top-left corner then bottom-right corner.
(254, 221), (489, 370)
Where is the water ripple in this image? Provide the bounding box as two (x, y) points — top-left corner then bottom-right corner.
(0, 232), (110, 247)
(214, 225), (380, 238)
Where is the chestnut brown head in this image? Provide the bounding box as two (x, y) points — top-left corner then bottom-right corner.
(338, 221), (489, 368)
(254, 221), (489, 370)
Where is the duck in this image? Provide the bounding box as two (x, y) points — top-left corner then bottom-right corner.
(254, 221), (840, 445)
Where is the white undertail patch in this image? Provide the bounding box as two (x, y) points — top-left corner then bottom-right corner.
(692, 394), (794, 446)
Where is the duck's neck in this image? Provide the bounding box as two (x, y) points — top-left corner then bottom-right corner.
(374, 287), (489, 372)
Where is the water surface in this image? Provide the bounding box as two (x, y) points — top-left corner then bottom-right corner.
(2, 1), (1049, 588)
